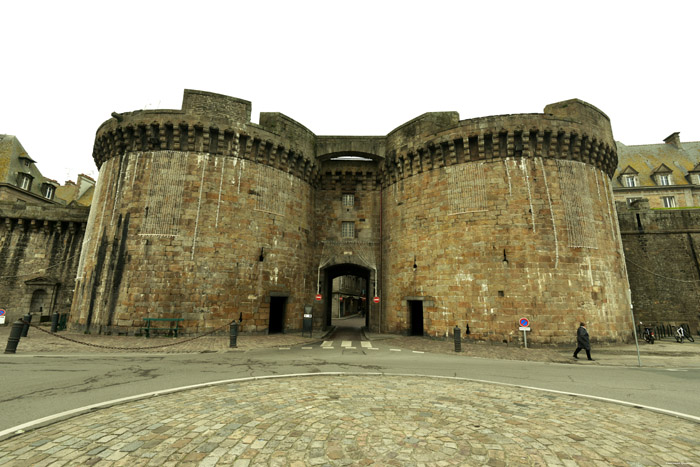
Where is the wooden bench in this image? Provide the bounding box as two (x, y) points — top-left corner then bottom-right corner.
(141, 318), (184, 338)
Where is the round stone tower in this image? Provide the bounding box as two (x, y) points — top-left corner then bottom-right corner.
(71, 90), (320, 333)
(380, 100), (631, 344)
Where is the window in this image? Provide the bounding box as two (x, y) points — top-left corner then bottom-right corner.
(341, 221), (355, 238)
(693, 174), (700, 185)
(18, 173), (33, 191)
(657, 174), (672, 186)
(662, 196), (677, 208)
(342, 194), (354, 207)
(622, 175), (638, 187)
(42, 184), (55, 200)
(627, 197), (642, 206)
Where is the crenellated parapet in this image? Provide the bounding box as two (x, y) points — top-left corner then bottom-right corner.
(380, 99), (618, 187)
(93, 90), (321, 186)
(0, 202), (89, 234)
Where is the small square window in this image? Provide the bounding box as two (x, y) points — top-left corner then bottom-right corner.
(342, 194), (354, 207)
(662, 196), (676, 208)
(341, 221), (355, 238)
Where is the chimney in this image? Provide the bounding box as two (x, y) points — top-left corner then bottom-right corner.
(663, 132), (681, 148)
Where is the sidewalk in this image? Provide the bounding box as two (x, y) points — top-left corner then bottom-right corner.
(2, 323), (699, 368)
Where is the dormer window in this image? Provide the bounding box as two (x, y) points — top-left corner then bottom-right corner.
(651, 163), (673, 187)
(41, 183), (56, 200)
(17, 172), (33, 191)
(19, 155), (35, 168)
(656, 174), (672, 186)
(622, 174), (638, 187)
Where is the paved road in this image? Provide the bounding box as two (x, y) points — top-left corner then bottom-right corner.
(1, 318), (699, 465)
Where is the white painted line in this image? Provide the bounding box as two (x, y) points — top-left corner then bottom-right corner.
(412, 351), (424, 354)
(322, 347), (334, 350)
(321, 341), (333, 348)
(390, 349), (401, 352)
(277, 348), (290, 350)
(367, 348), (379, 350)
(360, 342), (374, 348)
(341, 341), (352, 347)
(301, 347), (313, 350)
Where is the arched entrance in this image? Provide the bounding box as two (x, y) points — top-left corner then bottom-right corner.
(322, 263), (372, 329)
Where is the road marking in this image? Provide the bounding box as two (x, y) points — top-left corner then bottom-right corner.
(412, 351), (424, 354)
(321, 341), (333, 348)
(341, 341), (352, 347)
(302, 347), (313, 350)
(278, 348), (290, 350)
(390, 349), (401, 352)
(360, 342), (374, 349)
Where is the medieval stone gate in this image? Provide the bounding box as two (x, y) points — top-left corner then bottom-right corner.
(69, 90), (632, 345)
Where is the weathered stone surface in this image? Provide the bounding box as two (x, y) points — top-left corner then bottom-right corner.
(70, 90), (631, 345)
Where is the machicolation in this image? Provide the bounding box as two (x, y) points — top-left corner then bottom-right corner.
(71, 90), (632, 345)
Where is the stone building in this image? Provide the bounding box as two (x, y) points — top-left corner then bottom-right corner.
(70, 90), (632, 345)
(613, 133), (700, 208)
(0, 135), (90, 324)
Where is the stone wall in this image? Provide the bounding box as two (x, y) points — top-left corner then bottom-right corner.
(618, 200), (700, 333)
(73, 91), (633, 344)
(0, 201), (88, 323)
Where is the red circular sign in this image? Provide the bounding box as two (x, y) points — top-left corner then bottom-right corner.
(339, 297), (343, 301)
(315, 294), (322, 301)
(373, 296), (380, 304)
(519, 318), (529, 327)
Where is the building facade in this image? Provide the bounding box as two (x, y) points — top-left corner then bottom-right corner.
(613, 132), (700, 208)
(0, 135), (90, 324)
(68, 90), (633, 345)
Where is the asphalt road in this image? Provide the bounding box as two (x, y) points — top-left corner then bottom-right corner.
(1, 335), (698, 433)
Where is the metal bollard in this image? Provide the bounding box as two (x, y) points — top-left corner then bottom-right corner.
(5, 320), (24, 354)
(51, 313), (59, 333)
(21, 314), (32, 337)
(229, 321), (239, 348)
(454, 325), (462, 352)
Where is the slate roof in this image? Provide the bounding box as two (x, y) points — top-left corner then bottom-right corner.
(613, 133), (700, 187)
(0, 134), (31, 183)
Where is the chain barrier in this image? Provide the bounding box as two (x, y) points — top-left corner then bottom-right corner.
(19, 319), (236, 351)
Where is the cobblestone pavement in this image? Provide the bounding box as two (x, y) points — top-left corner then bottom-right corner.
(0, 374), (698, 466)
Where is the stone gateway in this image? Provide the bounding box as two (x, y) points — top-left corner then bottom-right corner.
(70, 90), (632, 345)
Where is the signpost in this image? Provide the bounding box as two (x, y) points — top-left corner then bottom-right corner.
(519, 318), (530, 348)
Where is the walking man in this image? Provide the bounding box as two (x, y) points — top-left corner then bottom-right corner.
(573, 322), (593, 361)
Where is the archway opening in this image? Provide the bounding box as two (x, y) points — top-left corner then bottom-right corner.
(323, 263), (371, 331)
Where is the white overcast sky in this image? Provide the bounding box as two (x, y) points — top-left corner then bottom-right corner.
(2, 0), (699, 183)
